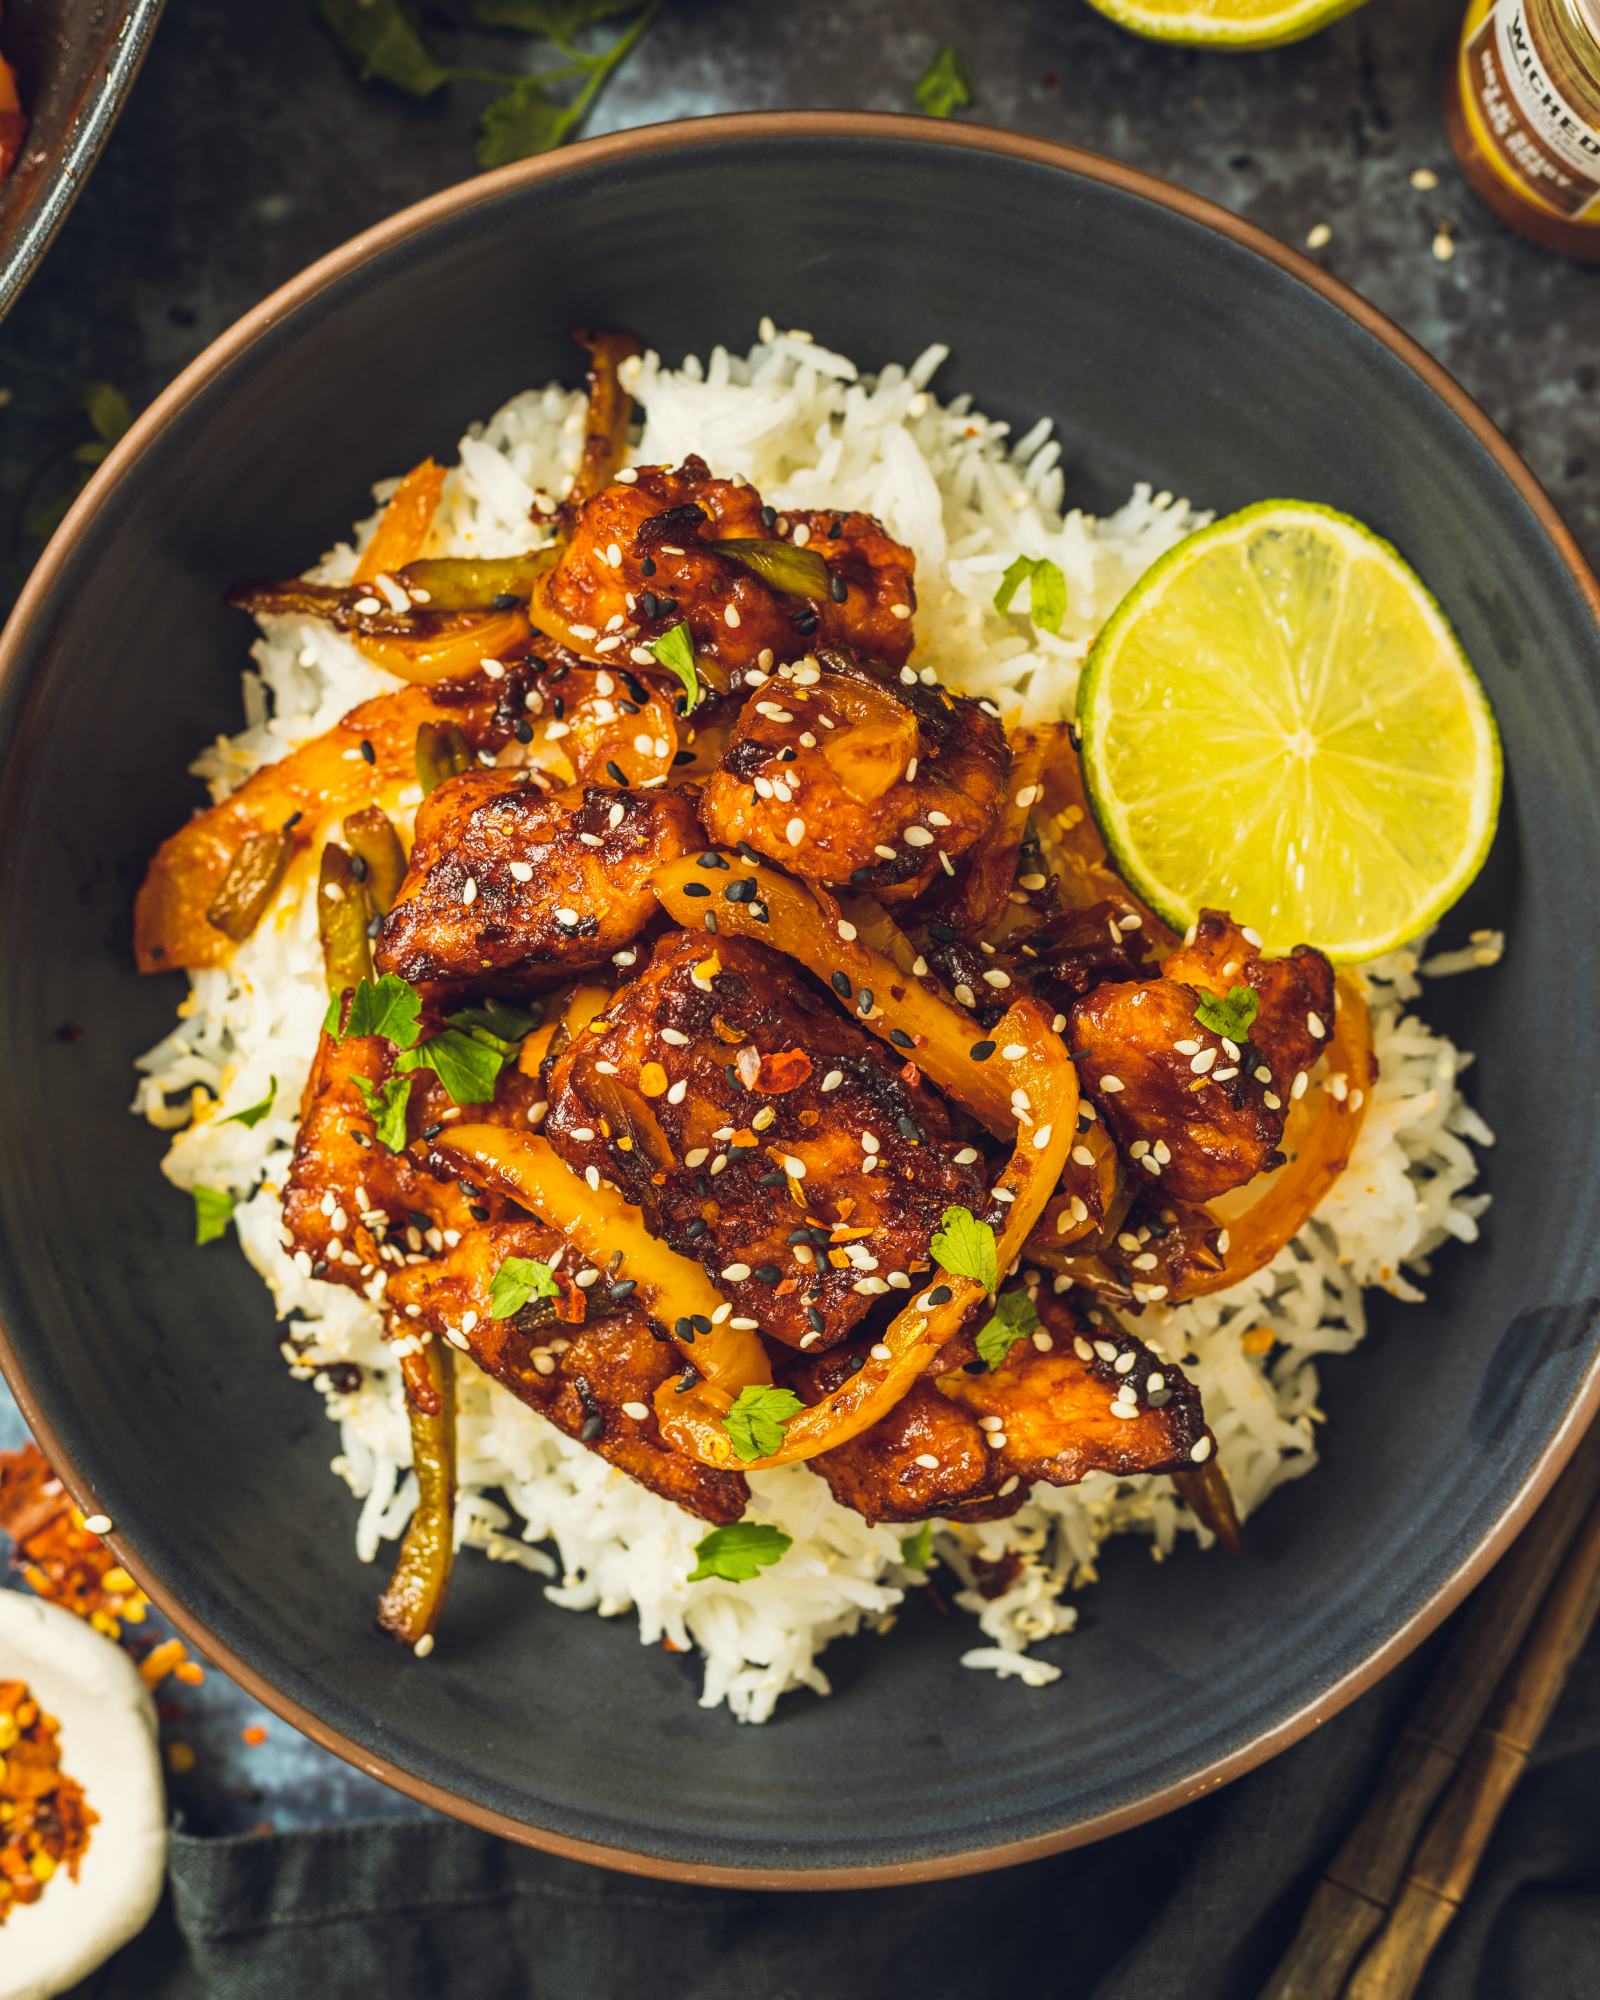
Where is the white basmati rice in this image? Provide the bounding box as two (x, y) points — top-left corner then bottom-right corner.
(132, 326), (1494, 1722)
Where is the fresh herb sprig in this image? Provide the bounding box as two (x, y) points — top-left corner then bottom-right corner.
(994, 554), (1067, 635)
(914, 47), (972, 119)
(313, 0), (661, 166)
(975, 1288), (1039, 1370)
(1194, 984), (1259, 1046)
(688, 1521), (792, 1583)
(930, 1205), (999, 1293)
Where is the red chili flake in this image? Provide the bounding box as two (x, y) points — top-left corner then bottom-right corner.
(0, 1680), (98, 1921)
(554, 1274), (588, 1324)
(736, 1046), (813, 1093)
(241, 1725), (268, 1747)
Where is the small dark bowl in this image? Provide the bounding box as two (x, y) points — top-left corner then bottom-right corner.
(0, 0), (164, 320)
(1, 115), (1598, 1886)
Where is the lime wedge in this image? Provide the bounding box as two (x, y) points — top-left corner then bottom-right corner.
(1083, 0), (1368, 47)
(1076, 501), (1501, 963)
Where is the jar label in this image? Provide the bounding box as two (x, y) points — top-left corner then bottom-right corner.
(1462, 0), (1600, 219)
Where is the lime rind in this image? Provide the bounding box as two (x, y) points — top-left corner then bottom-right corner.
(1083, 0), (1369, 48)
(1075, 500), (1502, 963)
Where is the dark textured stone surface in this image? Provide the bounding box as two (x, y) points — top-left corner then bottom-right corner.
(0, 0), (1594, 1840)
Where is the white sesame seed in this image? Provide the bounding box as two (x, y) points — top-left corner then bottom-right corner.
(914, 1453), (940, 1470)
(904, 825), (934, 848)
(621, 1400), (649, 1420)
(1307, 1011), (1326, 1039)
(890, 602), (911, 619)
(724, 603), (741, 628)
(553, 906), (579, 926)
(786, 816), (806, 846)
(462, 878), (479, 907)
(820, 1070), (843, 1093)
(1190, 1436), (1213, 1463)
(873, 843), (897, 860)
(871, 1343), (893, 1361)
(605, 542), (622, 568)
(1099, 1074), (1125, 1093)
(954, 1147), (979, 1165)
(1033, 1125), (1053, 1150)
(1071, 1144), (1095, 1167)
(720, 1263), (752, 1281)
(983, 969), (1012, 989)
(82, 1513), (113, 1536)
(1189, 1048), (1216, 1076)
(1291, 1071), (1309, 1100)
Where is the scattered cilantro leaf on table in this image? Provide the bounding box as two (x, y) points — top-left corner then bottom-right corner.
(915, 47), (972, 120)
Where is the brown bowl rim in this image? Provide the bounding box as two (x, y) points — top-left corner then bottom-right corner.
(2, 109), (1597, 1891)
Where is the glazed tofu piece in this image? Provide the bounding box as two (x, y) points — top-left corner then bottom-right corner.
(1068, 911), (1336, 1204)
(803, 1290), (1210, 1524)
(541, 456), (917, 688)
(542, 930), (989, 1350)
(374, 774), (698, 988)
(387, 1221), (749, 1525)
(700, 649), (1009, 901)
(281, 1017), (541, 1297)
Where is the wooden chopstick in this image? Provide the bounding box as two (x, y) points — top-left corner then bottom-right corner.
(1342, 1471), (1600, 1997)
(1258, 1421), (1600, 2000)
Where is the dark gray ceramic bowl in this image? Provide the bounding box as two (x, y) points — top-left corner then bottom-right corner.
(0, 0), (164, 320)
(1, 114), (1598, 1886)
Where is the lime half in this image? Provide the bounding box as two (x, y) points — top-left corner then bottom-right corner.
(1076, 500), (1501, 962)
(1083, 0), (1369, 48)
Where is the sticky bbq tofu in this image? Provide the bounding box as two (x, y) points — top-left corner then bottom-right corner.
(387, 1222), (748, 1525)
(799, 1289), (1210, 1525)
(699, 649), (1009, 899)
(1068, 910), (1336, 1204)
(281, 1018), (542, 1296)
(541, 455), (918, 685)
(373, 772), (699, 988)
(542, 929), (990, 1351)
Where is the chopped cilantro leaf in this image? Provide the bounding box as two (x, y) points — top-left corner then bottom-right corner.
(930, 1205), (999, 1293)
(994, 554), (1067, 634)
(900, 1521), (934, 1571)
(192, 1185), (234, 1246)
(721, 1384), (805, 1463)
(333, 973), (423, 1048)
(976, 1288), (1040, 1370)
(313, 0), (451, 95)
(489, 1254), (561, 1320)
(223, 1077), (277, 1128)
(914, 46), (972, 119)
(396, 1027), (506, 1106)
(1194, 984), (1260, 1045)
(688, 1521), (793, 1583)
(448, 998), (538, 1050)
(353, 1073), (415, 1152)
(649, 620), (700, 711)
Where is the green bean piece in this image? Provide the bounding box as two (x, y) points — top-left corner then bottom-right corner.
(396, 550), (555, 613)
(317, 842), (374, 997)
(711, 538), (831, 599)
(414, 721), (473, 797)
(343, 807), (407, 915)
(205, 827), (293, 943)
(376, 1342), (457, 1647)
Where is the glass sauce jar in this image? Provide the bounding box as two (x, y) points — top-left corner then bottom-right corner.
(1445, 0), (1600, 261)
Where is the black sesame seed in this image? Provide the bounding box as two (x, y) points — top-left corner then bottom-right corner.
(684, 1217), (709, 1239)
(673, 749), (697, 765)
(547, 661), (569, 681)
(705, 911), (718, 933)
(846, 1353), (867, 1374)
(682, 880), (711, 898)
(618, 698), (641, 715)
(349, 852), (369, 882)
(691, 1314), (712, 1335)
(469, 1203), (490, 1222)
(760, 505), (776, 529)
(676, 1366), (701, 1393)
(757, 1170), (786, 1187)
(422, 1124), (443, 1142)
(639, 590), (659, 619)
(828, 574), (848, 603)
(358, 737), (376, 764)
(806, 1306), (827, 1333)
(282, 809), (303, 832)
(724, 1062), (743, 1089)
(750, 901), (770, 924)
(831, 971), (852, 999)
(657, 595), (678, 618)
(675, 1316), (695, 1340)
(580, 1415), (605, 1442)
(928, 922), (957, 943)
(736, 841), (765, 865)
(928, 1284), (953, 1305)
(787, 1229), (812, 1245)
(725, 878), (756, 903)
(970, 1040), (996, 1061)
(694, 1175), (712, 1197)
(889, 1029), (914, 1050)
(311, 1258), (329, 1278)
(552, 695), (565, 717)
(365, 913), (383, 939)
(828, 518), (844, 538)
(605, 759), (628, 786)
(513, 717), (534, 743)
(963, 1359), (987, 1375)
(641, 555), (657, 576)
(609, 1278), (637, 1301)
(897, 1115), (922, 1142)
(697, 851), (729, 869)
(849, 866), (875, 884)
(491, 592), (520, 610)
(857, 988), (875, 1014)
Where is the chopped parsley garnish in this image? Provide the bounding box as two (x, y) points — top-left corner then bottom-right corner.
(448, 998), (539, 1047)
(314, 0), (660, 166)
(994, 554), (1067, 635)
(1194, 984), (1260, 1045)
(192, 1185), (234, 1246)
(223, 1077), (277, 1128)
(328, 972), (423, 1046)
(914, 46), (972, 119)
(396, 1028), (506, 1106)
(900, 1521), (934, 1571)
(353, 1073), (415, 1152)
(976, 1288), (1039, 1370)
(721, 1384), (805, 1463)
(649, 621), (700, 711)
(930, 1205), (999, 1294)
(20, 382), (135, 547)
(688, 1521), (793, 1583)
(489, 1254), (561, 1320)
